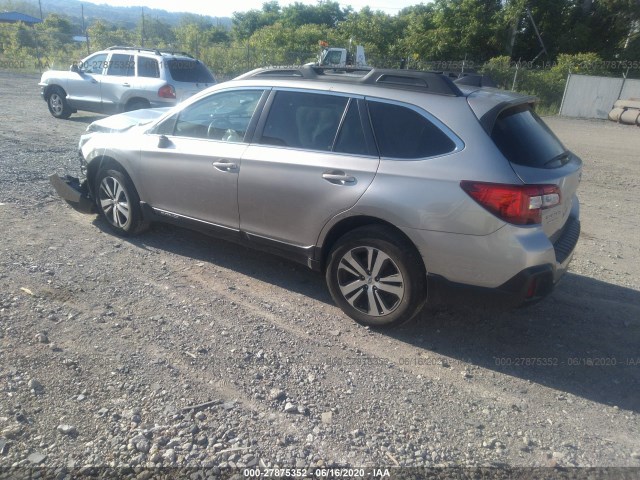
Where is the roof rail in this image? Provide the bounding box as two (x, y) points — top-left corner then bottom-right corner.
(161, 51), (195, 59)
(106, 46), (161, 55)
(238, 66), (464, 97)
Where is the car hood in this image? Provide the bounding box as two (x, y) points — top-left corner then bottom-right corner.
(86, 108), (172, 133)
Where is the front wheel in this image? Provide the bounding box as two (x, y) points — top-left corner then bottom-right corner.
(325, 226), (427, 328)
(95, 168), (147, 236)
(47, 86), (72, 119)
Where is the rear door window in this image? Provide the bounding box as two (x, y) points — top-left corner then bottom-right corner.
(260, 90), (372, 154)
(367, 101), (457, 159)
(106, 54), (134, 77)
(491, 105), (567, 168)
(166, 59), (215, 83)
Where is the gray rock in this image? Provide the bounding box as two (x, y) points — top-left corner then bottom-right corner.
(134, 438), (151, 453)
(268, 389), (286, 402)
(35, 332), (49, 344)
(631, 451), (640, 459)
(27, 452), (47, 464)
(56, 424), (77, 436)
(28, 379), (43, 393)
(97, 408), (109, 417)
(0, 438), (8, 455)
(321, 412), (333, 424)
(284, 402), (298, 413)
(163, 449), (176, 463)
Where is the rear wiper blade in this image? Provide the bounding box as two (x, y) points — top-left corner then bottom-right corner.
(543, 151), (570, 167)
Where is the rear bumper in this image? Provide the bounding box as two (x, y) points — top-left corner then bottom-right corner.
(49, 174), (95, 214)
(404, 200), (580, 307)
(427, 264), (555, 308)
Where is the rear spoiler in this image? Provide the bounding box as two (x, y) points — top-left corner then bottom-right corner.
(462, 88), (538, 134)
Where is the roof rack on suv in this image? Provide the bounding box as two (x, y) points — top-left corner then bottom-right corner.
(106, 46), (162, 55)
(160, 51), (195, 59)
(106, 46), (195, 59)
(239, 65), (464, 97)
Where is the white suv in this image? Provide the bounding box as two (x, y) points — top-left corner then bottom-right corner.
(39, 46), (216, 119)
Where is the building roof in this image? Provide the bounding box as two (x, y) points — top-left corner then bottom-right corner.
(0, 11), (43, 24)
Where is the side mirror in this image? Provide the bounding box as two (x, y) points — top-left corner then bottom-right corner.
(70, 63), (80, 73)
(158, 135), (172, 149)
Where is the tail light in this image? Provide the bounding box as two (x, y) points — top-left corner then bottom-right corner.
(158, 84), (176, 99)
(460, 181), (561, 225)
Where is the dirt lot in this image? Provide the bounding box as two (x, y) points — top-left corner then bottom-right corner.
(1, 71), (639, 477)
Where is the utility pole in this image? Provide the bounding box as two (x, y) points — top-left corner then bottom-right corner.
(82, 4), (90, 55)
(38, 0), (43, 19)
(141, 7), (145, 47)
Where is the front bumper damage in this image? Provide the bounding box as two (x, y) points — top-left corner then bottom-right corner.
(49, 174), (95, 214)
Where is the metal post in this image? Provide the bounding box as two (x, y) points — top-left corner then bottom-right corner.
(559, 71), (572, 116)
(616, 67), (629, 101)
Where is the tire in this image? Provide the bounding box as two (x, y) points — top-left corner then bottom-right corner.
(47, 86), (72, 119)
(95, 167), (148, 236)
(125, 99), (150, 112)
(325, 226), (427, 328)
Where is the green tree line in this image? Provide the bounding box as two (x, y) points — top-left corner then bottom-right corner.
(1, 0), (639, 112)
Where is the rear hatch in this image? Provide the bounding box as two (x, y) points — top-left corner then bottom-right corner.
(466, 88), (582, 242)
(165, 58), (216, 102)
(491, 105), (581, 240)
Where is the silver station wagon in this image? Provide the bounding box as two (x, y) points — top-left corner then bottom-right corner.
(50, 66), (581, 327)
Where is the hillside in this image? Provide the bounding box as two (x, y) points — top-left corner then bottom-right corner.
(0, 0), (232, 29)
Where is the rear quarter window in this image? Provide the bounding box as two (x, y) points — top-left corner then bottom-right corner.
(166, 59), (215, 83)
(491, 106), (566, 168)
(138, 57), (159, 78)
(367, 101), (457, 159)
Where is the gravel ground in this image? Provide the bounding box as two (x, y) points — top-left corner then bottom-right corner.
(1, 71), (639, 479)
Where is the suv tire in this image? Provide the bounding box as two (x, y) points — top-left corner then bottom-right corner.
(325, 226), (426, 327)
(47, 86), (72, 119)
(95, 168), (148, 236)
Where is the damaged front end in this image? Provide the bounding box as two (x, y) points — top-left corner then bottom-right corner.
(49, 172), (95, 214)
(50, 107), (171, 215)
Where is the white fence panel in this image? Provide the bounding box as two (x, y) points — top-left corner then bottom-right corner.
(560, 74), (624, 119)
(620, 78), (640, 100)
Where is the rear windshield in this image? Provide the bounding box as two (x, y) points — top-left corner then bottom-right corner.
(491, 105), (566, 168)
(166, 59), (215, 83)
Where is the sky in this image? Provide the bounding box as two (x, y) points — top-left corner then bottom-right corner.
(82, 0), (423, 18)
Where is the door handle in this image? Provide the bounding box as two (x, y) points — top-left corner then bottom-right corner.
(212, 160), (238, 172)
(122, 83), (130, 87)
(322, 171), (356, 185)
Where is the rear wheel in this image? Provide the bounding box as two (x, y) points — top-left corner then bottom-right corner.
(95, 168), (147, 236)
(325, 226), (426, 328)
(47, 86), (72, 119)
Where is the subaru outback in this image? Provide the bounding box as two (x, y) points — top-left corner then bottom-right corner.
(39, 46), (215, 119)
(49, 66), (581, 327)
